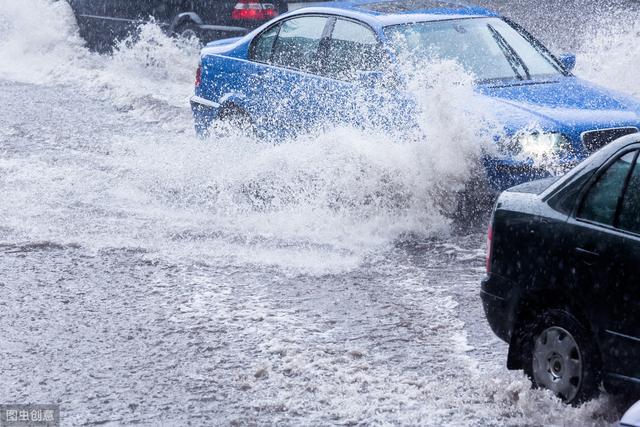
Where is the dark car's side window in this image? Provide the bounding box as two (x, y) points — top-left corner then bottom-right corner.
(578, 151), (637, 226)
(322, 19), (382, 80)
(271, 16), (329, 73)
(618, 154), (640, 234)
(252, 24), (280, 63)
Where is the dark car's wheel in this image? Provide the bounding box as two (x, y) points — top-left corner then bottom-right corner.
(522, 309), (601, 404)
(174, 21), (200, 42)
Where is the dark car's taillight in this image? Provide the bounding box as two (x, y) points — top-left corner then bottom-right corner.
(486, 222), (493, 274)
(195, 64), (202, 88)
(232, 0), (278, 21)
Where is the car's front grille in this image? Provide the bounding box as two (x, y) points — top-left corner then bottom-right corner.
(581, 127), (639, 152)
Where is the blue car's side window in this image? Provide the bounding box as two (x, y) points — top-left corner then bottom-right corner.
(578, 151), (638, 226)
(271, 16), (329, 73)
(251, 24), (280, 63)
(322, 19), (382, 81)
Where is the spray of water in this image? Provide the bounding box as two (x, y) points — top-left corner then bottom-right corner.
(575, 9), (640, 97)
(0, 0), (199, 114)
(0, 0), (85, 83)
(2, 0), (639, 273)
(0, 0), (500, 274)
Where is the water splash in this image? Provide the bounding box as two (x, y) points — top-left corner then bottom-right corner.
(575, 10), (640, 97)
(0, 0), (497, 273)
(1, 0), (637, 272)
(0, 0), (86, 83)
(0, 0), (198, 113)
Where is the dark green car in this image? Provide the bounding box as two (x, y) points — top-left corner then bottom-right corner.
(482, 133), (640, 404)
(67, 0), (288, 51)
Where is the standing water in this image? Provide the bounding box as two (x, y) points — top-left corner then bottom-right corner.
(0, 0), (639, 424)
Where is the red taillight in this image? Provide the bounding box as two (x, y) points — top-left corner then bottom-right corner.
(195, 64), (202, 87)
(486, 222), (493, 274)
(232, 0), (278, 21)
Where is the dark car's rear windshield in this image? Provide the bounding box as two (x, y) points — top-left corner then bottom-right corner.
(507, 176), (560, 195)
(384, 17), (563, 82)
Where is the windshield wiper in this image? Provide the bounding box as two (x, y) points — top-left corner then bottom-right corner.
(487, 24), (531, 80)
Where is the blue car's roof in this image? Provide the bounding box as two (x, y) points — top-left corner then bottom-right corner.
(286, 0), (498, 28)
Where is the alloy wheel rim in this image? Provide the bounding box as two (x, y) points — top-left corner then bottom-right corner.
(180, 29), (197, 39)
(532, 326), (583, 402)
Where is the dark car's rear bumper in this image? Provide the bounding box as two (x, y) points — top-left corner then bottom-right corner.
(481, 274), (517, 343)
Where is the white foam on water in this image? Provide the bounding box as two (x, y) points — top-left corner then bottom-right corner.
(2, 92), (489, 275)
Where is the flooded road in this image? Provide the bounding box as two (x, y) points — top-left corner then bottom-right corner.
(1, 1), (638, 425)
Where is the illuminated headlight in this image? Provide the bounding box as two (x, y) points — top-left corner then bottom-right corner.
(503, 132), (570, 160)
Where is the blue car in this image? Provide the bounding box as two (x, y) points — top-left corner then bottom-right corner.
(190, 0), (640, 191)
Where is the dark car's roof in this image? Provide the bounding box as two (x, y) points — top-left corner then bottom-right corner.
(286, 0), (497, 28)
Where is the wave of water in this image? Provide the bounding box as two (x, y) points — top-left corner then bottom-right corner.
(575, 10), (640, 97)
(0, 0), (497, 274)
(0, 0), (199, 112)
(1, 0), (640, 276)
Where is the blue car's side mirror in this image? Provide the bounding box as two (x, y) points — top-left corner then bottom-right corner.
(558, 53), (576, 72)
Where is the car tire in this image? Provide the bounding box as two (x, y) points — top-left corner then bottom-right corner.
(174, 21), (200, 42)
(451, 167), (495, 231)
(213, 107), (256, 139)
(521, 309), (601, 405)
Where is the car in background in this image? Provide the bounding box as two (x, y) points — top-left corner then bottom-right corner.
(481, 133), (640, 404)
(190, 0), (640, 192)
(67, 0), (288, 51)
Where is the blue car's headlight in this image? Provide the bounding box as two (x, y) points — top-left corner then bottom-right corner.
(500, 132), (571, 161)
(518, 132), (568, 158)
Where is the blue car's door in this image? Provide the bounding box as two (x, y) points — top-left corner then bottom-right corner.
(317, 17), (406, 131)
(238, 14), (405, 137)
(242, 15), (332, 137)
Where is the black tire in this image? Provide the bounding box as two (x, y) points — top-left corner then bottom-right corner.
(521, 309), (601, 405)
(174, 21), (201, 42)
(213, 107), (256, 139)
(451, 167), (495, 232)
